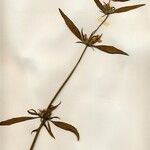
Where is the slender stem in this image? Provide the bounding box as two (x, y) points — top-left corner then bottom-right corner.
(90, 15), (109, 39)
(30, 14), (110, 150)
(49, 15), (109, 107)
(48, 45), (88, 107)
(30, 121), (45, 150)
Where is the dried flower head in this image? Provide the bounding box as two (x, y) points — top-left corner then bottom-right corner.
(94, 0), (145, 15)
(79, 29), (103, 46)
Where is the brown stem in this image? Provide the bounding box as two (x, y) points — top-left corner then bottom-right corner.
(30, 121), (45, 150)
(49, 15), (109, 107)
(48, 45), (88, 107)
(90, 15), (109, 39)
(29, 14), (110, 150)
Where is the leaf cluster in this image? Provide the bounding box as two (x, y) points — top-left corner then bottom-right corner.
(0, 101), (79, 141)
(94, 0), (145, 15)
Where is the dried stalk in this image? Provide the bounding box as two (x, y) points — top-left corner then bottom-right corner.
(30, 15), (110, 150)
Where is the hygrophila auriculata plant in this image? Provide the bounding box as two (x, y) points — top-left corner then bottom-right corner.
(0, 0), (145, 150)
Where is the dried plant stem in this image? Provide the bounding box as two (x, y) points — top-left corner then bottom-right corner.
(49, 14), (109, 107)
(30, 121), (45, 150)
(90, 15), (109, 39)
(48, 45), (88, 107)
(30, 14), (109, 150)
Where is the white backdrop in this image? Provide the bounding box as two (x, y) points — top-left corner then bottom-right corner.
(0, 0), (150, 150)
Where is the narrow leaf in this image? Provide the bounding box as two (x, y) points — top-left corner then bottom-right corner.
(0, 117), (37, 126)
(52, 121), (80, 141)
(94, 0), (106, 13)
(44, 122), (55, 139)
(27, 109), (38, 115)
(51, 102), (61, 111)
(59, 8), (82, 40)
(93, 45), (129, 55)
(31, 129), (38, 134)
(115, 4), (145, 13)
(50, 116), (60, 120)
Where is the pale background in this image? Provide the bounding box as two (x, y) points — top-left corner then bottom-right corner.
(0, 0), (150, 150)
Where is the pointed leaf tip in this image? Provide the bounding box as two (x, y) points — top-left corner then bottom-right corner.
(51, 101), (61, 111)
(0, 117), (37, 126)
(44, 123), (55, 139)
(59, 8), (82, 40)
(52, 121), (80, 141)
(93, 45), (129, 56)
(94, 0), (105, 13)
(115, 4), (146, 13)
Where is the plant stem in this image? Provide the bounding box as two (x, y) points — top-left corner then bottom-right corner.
(48, 45), (88, 107)
(30, 14), (109, 150)
(30, 121), (45, 150)
(90, 15), (109, 39)
(49, 14), (109, 107)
